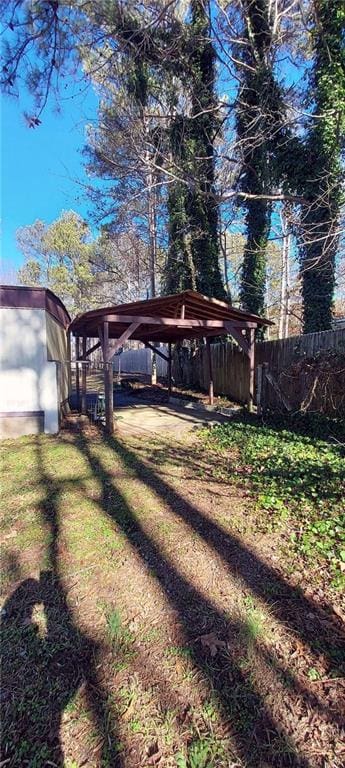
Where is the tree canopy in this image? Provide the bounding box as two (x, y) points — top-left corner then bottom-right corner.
(2, 1), (344, 331)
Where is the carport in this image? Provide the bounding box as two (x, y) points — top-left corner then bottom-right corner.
(69, 290), (271, 434)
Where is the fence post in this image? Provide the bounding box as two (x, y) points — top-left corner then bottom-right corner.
(75, 335), (80, 411)
(206, 338), (214, 405)
(256, 364), (263, 416)
(81, 333), (87, 415)
(167, 343), (172, 401)
(103, 321), (114, 435)
(247, 329), (255, 412)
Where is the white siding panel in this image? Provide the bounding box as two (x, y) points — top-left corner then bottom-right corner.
(0, 307), (60, 434)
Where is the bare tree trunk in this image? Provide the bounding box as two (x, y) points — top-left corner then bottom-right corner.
(147, 165), (157, 299)
(284, 230), (291, 338)
(219, 218), (231, 300)
(279, 204), (292, 339)
(146, 152), (157, 383)
(279, 238), (286, 339)
(265, 278), (271, 340)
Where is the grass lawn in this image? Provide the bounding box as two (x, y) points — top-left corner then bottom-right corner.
(1, 415), (344, 768)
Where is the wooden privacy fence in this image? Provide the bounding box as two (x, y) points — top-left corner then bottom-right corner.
(113, 346), (168, 378)
(172, 328), (345, 416)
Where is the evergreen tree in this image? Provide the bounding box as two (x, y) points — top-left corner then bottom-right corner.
(186, 0), (226, 299)
(235, 0), (291, 320)
(300, 0), (345, 332)
(17, 212), (95, 314)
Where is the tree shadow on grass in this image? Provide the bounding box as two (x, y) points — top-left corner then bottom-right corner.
(71, 428), (343, 768)
(113, 434), (344, 654)
(0, 436), (123, 768)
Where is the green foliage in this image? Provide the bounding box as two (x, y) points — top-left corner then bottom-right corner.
(2, 0), (343, 322)
(240, 201), (270, 321)
(235, 3), (280, 320)
(300, 0), (345, 332)
(235, 1), (303, 326)
(176, 736), (224, 768)
(18, 259), (42, 286)
(165, 181), (196, 294)
(17, 211), (95, 315)
(199, 419), (345, 588)
(164, 1), (226, 300)
(186, 1), (225, 300)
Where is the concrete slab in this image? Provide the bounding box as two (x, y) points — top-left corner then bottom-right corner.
(115, 401), (230, 437)
(69, 387), (235, 438)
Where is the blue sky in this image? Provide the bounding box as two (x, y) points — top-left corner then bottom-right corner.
(1, 82), (99, 280)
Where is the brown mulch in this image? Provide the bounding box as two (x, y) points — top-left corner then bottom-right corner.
(120, 378), (237, 408)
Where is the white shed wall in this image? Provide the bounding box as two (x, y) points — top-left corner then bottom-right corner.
(0, 307), (60, 434)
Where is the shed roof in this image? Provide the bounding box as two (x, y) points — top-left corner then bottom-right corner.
(0, 285), (71, 328)
(69, 290), (272, 344)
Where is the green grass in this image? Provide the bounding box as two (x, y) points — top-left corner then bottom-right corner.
(199, 417), (345, 588)
(242, 596), (265, 643)
(176, 737), (226, 768)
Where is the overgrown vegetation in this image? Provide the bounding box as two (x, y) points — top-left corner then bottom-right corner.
(199, 417), (345, 588)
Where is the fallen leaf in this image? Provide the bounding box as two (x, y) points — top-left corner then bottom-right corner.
(147, 741), (161, 764)
(199, 631), (226, 658)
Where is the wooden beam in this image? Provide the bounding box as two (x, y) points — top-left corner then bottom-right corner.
(107, 322), (141, 362)
(167, 343), (172, 401)
(206, 338), (214, 406)
(225, 323), (250, 355)
(78, 340), (101, 360)
(138, 327), (231, 343)
(67, 331), (72, 405)
(81, 334), (87, 415)
(232, 321), (257, 329)
(98, 325), (104, 358)
(87, 314), (231, 330)
(247, 328), (255, 412)
(145, 342), (170, 363)
(75, 336), (80, 411)
(103, 321), (114, 435)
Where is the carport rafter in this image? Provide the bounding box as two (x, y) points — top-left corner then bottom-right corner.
(77, 340), (101, 360)
(144, 342), (170, 363)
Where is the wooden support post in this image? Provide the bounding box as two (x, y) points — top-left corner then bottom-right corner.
(167, 343), (172, 401)
(256, 363), (263, 416)
(151, 350), (157, 385)
(247, 328), (255, 412)
(67, 331), (72, 406)
(206, 337), (214, 406)
(103, 321), (114, 435)
(75, 336), (80, 411)
(81, 334), (87, 415)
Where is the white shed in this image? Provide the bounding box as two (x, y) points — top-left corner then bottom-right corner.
(0, 285), (71, 438)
